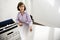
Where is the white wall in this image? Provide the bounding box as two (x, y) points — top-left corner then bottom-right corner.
(31, 0), (60, 27)
(0, 0), (20, 22)
(33, 25), (50, 40)
(54, 28), (60, 40)
(33, 25), (60, 40)
(31, 0), (60, 40)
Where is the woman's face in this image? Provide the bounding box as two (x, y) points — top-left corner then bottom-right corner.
(19, 5), (24, 12)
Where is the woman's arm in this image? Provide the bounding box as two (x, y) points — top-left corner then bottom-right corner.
(29, 22), (33, 32)
(16, 13), (23, 26)
(25, 13), (33, 32)
(25, 13), (32, 24)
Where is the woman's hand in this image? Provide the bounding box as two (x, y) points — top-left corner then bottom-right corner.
(29, 26), (32, 32)
(18, 22), (23, 26)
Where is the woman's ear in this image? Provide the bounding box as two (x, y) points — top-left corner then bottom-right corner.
(19, 7), (20, 10)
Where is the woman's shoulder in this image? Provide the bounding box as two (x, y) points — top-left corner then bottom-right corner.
(24, 11), (30, 16)
(18, 12), (20, 14)
(16, 12), (20, 17)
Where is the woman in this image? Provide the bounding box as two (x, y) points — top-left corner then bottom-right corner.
(16, 2), (32, 40)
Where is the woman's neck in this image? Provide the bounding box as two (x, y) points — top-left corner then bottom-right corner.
(20, 11), (24, 16)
